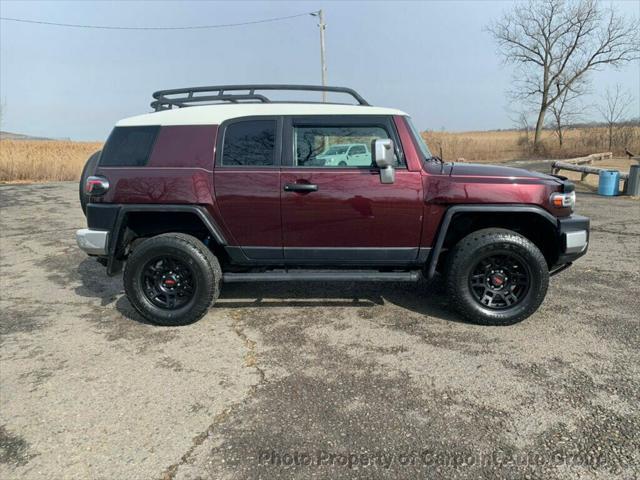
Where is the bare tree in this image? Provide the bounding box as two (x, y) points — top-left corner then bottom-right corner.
(547, 83), (585, 147)
(597, 84), (633, 150)
(509, 109), (534, 152)
(487, 0), (639, 151)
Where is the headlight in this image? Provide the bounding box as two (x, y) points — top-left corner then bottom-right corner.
(550, 191), (575, 209)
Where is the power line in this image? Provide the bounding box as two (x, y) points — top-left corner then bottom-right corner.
(0, 11), (317, 30)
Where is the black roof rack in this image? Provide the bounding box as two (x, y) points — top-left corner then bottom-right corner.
(150, 84), (370, 111)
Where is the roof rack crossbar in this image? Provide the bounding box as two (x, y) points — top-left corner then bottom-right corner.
(150, 93), (271, 110)
(151, 84), (370, 111)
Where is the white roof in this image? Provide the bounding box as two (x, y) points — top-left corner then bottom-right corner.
(116, 103), (407, 127)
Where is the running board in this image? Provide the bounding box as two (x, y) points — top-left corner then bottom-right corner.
(550, 262), (572, 276)
(222, 270), (422, 283)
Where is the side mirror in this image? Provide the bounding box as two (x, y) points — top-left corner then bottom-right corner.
(373, 139), (396, 184)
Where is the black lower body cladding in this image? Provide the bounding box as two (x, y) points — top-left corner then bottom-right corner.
(86, 203), (121, 231)
(556, 214), (590, 266)
(84, 203), (227, 275)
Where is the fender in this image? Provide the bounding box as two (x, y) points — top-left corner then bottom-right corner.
(86, 204), (227, 275)
(425, 204), (559, 280)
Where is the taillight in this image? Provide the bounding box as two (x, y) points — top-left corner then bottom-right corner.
(550, 191), (575, 210)
(85, 176), (110, 196)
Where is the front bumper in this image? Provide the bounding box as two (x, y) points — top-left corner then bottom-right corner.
(76, 228), (109, 255)
(556, 214), (589, 265)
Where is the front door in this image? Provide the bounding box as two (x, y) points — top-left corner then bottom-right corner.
(280, 116), (424, 266)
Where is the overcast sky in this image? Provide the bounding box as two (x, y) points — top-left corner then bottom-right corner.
(1, 0), (638, 141)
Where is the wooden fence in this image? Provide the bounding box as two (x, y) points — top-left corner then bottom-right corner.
(552, 161), (629, 181)
(551, 152), (634, 191)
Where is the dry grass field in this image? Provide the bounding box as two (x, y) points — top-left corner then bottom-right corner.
(0, 125), (638, 182)
(0, 140), (102, 183)
(423, 125), (640, 162)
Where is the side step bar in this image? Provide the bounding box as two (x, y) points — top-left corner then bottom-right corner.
(550, 262), (572, 276)
(223, 270), (422, 283)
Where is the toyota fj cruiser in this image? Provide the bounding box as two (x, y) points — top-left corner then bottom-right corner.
(77, 85), (589, 326)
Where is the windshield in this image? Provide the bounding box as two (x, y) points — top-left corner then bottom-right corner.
(405, 117), (433, 159)
(323, 146), (348, 155)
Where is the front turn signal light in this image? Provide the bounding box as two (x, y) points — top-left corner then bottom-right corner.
(550, 191), (575, 210)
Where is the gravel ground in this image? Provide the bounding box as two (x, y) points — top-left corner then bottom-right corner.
(0, 181), (638, 480)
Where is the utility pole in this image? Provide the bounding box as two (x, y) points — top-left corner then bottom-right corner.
(313, 10), (327, 102)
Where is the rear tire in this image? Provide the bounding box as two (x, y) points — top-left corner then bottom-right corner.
(445, 228), (549, 326)
(79, 150), (101, 215)
(123, 233), (221, 326)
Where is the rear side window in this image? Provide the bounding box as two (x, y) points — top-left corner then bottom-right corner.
(221, 120), (276, 166)
(100, 126), (159, 167)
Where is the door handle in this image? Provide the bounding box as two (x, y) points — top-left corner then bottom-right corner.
(283, 183), (318, 193)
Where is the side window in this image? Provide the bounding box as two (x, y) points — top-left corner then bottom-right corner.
(294, 125), (390, 168)
(221, 120), (276, 166)
(100, 126), (159, 167)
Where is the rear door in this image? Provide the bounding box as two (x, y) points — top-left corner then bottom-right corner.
(280, 115), (424, 266)
(213, 117), (283, 263)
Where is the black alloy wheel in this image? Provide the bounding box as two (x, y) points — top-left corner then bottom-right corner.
(142, 255), (196, 310)
(468, 253), (531, 310)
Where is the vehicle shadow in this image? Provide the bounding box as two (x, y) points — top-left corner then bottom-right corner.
(75, 257), (467, 325)
(74, 257), (154, 325)
(75, 258), (122, 306)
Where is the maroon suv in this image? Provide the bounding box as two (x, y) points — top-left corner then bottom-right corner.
(77, 85), (589, 326)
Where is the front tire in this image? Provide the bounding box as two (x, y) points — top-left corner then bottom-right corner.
(123, 233), (221, 326)
(445, 228), (549, 326)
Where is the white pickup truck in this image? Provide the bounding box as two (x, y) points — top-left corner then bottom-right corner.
(315, 143), (371, 167)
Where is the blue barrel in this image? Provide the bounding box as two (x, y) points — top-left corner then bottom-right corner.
(598, 170), (620, 196)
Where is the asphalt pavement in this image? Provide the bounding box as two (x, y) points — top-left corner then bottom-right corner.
(1, 182), (638, 479)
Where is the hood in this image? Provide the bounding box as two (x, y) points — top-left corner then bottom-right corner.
(449, 162), (560, 182)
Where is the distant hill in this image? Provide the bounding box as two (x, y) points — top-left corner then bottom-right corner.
(0, 131), (56, 141)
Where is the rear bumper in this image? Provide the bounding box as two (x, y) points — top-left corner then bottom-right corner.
(76, 228), (109, 255)
(556, 214), (589, 265)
